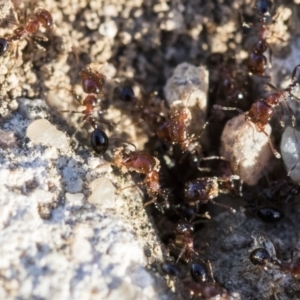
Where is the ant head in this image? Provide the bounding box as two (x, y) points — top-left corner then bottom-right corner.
(176, 220), (194, 234)
(0, 38), (8, 56)
(35, 9), (53, 28)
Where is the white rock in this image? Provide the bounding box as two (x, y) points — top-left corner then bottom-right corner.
(220, 114), (273, 185)
(164, 62), (208, 135)
(99, 19), (118, 39)
(281, 126), (300, 182)
(26, 119), (69, 150)
(88, 177), (115, 208)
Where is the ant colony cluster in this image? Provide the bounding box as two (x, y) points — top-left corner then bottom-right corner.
(1, 0), (300, 299)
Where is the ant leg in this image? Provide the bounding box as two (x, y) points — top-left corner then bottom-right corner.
(208, 199), (236, 213)
(116, 181), (144, 194)
(256, 125), (281, 159)
(176, 245), (187, 264)
(213, 104), (244, 114)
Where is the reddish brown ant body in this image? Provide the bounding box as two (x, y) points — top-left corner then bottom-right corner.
(250, 247), (300, 279)
(156, 101), (201, 154)
(247, 0), (274, 77)
(184, 175), (240, 213)
(0, 9), (53, 56)
(214, 64), (300, 158)
(183, 279), (229, 299)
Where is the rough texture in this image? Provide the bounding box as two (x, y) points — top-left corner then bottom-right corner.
(220, 114), (273, 186)
(0, 101), (172, 300)
(0, 0), (300, 300)
(281, 126), (300, 182)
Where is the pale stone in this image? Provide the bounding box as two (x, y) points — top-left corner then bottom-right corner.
(281, 126), (300, 182)
(88, 177), (115, 208)
(26, 119), (69, 150)
(220, 114), (273, 185)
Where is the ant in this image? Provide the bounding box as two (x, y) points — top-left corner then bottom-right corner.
(250, 247), (300, 279)
(262, 178), (300, 203)
(168, 220), (197, 263)
(246, 0), (274, 77)
(0, 9), (53, 57)
(214, 64), (300, 158)
(113, 145), (168, 207)
(61, 64), (110, 153)
(184, 175), (241, 213)
(183, 279), (229, 299)
(120, 86), (203, 156)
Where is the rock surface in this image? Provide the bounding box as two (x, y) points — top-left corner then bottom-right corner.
(220, 114), (273, 186)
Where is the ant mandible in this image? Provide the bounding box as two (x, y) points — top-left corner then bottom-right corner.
(0, 9), (53, 56)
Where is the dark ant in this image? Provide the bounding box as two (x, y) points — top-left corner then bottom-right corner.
(250, 247), (300, 279)
(0, 9), (53, 57)
(214, 64), (300, 158)
(61, 66), (109, 153)
(262, 178), (300, 203)
(184, 175), (241, 213)
(256, 206), (284, 223)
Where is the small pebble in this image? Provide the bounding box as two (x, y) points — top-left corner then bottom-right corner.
(220, 114), (273, 185)
(164, 62), (208, 135)
(26, 119), (69, 150)
(281, 126), (300, 182)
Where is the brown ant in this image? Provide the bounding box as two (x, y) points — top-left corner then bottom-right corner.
(184, 175), (241, 214)
(113, 145), (168, 207)
(250, 247), (300, 279)
(0, 9), (53, 57)
(214, 64), (300, 158)
(168, 220), (197, 263)
(246, 0), (274, 77)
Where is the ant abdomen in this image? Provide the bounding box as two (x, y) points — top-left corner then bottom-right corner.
(250, 248), (271, 266)
(35, 9), (53, 28)
(91, 128), (109, 155)
(0, 38), (8, 56)
(190, 262), (209, 283)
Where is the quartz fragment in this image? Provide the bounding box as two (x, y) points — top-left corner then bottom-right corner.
(26, 119), (69, 150)
(220, 115), (273, 185)
(281, 126), (300, 182)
